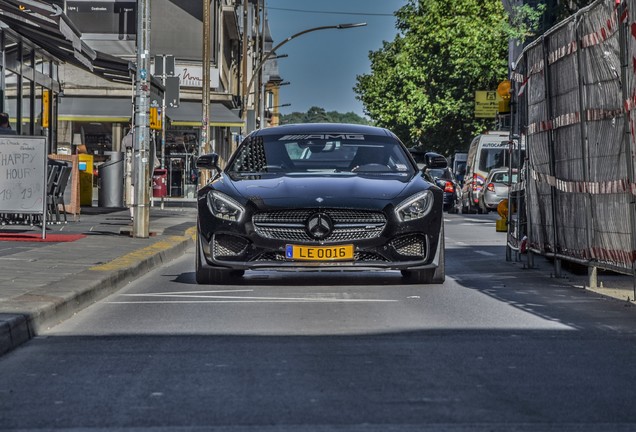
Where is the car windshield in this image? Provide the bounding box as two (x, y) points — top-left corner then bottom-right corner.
(479, 148), (508, 172)
(227, 134), (415, 176)
(490, 171), (518, 183)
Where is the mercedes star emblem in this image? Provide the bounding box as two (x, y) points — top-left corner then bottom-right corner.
(306, 212), (333, 240)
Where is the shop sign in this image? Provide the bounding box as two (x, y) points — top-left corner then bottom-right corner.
(175, 65), (220, 89)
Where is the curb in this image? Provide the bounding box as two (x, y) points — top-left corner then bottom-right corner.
(0, 227), (196, 356)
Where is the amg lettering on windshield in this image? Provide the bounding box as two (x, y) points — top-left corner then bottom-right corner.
(279, 134), (366, 141)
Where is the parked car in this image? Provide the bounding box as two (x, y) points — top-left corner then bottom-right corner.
(195, 123), (446, 285)
(481, 168), (518, 212)
(425, 166), (461, 214)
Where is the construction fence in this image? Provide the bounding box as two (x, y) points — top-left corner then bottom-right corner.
(509, 0), (636, 275)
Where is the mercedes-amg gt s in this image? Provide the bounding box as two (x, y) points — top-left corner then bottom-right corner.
(195, 123), (445, 284)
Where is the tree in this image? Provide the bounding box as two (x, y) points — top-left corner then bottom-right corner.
(354, 0), (509, 155)
(280, 107), (371, 126)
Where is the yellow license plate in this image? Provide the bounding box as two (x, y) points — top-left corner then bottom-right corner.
(285, 244), (354, 261)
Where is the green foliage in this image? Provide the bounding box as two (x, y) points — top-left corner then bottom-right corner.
(505, 3), (547, 43)
(279, 106), (372, 126)
(354, 0), (510, 155)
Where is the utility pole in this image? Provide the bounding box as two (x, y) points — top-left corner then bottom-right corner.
(200, 0), (211, 188)
(241, 0), (249, 138)
(133, 0), (151, 238)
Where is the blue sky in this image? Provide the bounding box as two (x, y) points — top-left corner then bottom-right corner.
(265, 1), (407, 117)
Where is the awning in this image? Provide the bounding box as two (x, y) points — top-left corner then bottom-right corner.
(0, 0), (134, 83)
(167, 102), (244, 127)
(58, 97), (132, 122)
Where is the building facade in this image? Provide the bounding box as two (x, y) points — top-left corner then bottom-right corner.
(58, 0), (247, 199)
(0, 0), (282, 200)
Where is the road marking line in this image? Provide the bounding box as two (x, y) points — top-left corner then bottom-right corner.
(118, 293), (396, 302)
(475, 250), (496, 257)
(108, 298), (397, 304)
(139, 290), (254, 295)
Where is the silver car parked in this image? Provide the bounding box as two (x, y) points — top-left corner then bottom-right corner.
(481, 168), (518, 212)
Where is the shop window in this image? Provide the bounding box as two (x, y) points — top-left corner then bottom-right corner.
(73, 122), (114, 155)
(21, 44), (34, 69)
(3, 34), (19, 71)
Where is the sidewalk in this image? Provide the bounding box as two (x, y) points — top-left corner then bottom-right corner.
(504, 247), (636, 305)
(0, 203), (197, 355)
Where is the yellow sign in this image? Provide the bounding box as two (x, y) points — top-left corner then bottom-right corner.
(42, 90), (50, 128)
(475, 91), (503, 119)
(149, 107), (162, 130)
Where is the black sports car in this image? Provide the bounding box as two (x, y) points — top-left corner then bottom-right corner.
(195, 123), (446, 284)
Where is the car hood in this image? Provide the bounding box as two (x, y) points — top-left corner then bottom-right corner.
(220, 174), (416, 209)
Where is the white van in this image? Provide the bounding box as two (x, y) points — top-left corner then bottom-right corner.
(460, 131), (510, 214)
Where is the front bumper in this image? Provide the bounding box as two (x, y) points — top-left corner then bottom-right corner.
(484, 193), (505, 209)
(197, 206), (443, 272)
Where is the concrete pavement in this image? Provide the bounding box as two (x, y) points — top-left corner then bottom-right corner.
(0, 202), (197, 355)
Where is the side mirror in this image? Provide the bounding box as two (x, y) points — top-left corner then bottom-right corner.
(196, 153), (220, 171)
(423, 152), (448, 169)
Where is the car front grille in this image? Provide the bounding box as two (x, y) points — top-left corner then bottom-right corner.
(253, 209), (386, 243)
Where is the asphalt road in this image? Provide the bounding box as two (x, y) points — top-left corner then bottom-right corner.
(2, 213), (636, 431)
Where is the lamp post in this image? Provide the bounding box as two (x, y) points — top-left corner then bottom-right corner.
(243, 22), (366, 133)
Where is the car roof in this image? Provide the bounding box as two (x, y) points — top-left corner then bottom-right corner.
(249, 123), (396, 138)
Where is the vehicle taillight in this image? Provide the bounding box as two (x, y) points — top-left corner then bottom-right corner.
(444, 181), (454, 193)
(487, 183), (495, 192)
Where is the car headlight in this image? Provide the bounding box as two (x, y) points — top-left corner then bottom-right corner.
(395, 190), (434, 222)
(207, 191), (245, 222)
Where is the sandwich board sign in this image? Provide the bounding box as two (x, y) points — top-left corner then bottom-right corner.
(0, 136), (48, 238)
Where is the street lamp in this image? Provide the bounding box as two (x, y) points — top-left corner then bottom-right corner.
(268, 103), (291, 110)
(243, 22), (367, 131)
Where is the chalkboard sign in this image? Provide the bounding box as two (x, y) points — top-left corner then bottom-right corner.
(0, 136), (47, 215)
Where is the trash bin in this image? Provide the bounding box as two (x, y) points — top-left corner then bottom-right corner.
(152, 168), (168, 198)
(98, 152), (124, 208)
